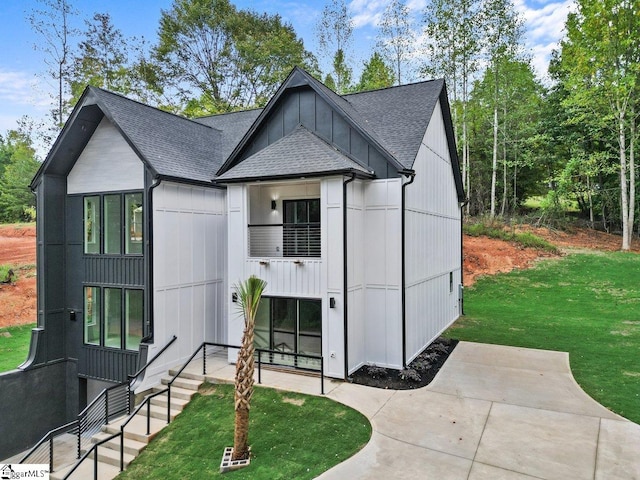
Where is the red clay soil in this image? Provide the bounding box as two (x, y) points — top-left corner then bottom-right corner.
(0, 223), (637, 327)
(0, 224), (37, 328)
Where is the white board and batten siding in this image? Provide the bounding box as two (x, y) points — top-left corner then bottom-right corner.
(349, 179), (403, 373)
(67, 117), (144, 194)
(404, 98), (462, 364)
(140, 182), (227, 391)
(226, 178), (346, 379)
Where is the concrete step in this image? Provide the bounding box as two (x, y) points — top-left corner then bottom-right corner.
(167, 368), (206, 382)
(153, 385), (196, 401)
(150, 393), (190, 410)
(161, 376), (202, 391)
(95, 445), (135, 468)
(50, 457), (121, 480)
(147, 403), (182, 421)
(92, 432), (147, 456)
(103, 414), (166, 444)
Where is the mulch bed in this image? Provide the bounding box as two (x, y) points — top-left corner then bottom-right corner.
(348, 337), (458, 390)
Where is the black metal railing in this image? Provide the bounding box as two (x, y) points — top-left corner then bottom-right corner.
(62, 432), (121, 480)
(20, 335), (177, 473)
(248, 223), (321, 258)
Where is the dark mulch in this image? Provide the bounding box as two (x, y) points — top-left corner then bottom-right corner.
(348, 337), (458, 390)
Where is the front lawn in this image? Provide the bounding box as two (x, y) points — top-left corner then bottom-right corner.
(118, 383), (371, 479)
(0, 323), (34, 372)
(447, 251), (640, 423)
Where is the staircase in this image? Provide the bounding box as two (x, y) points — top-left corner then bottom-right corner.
(50, 373), (204, 480)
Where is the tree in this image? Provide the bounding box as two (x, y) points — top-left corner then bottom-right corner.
(0, 129), (40, 223)
(555, 0), (640, 250)
(155, 0), (316, 113)
(356, 52), (396, 91)
(481, 0), (524, 218)
(423, 0), (481, 207)
(231, 275), (267, 461)
(70, 13), (131, 103)
(28, 0), (78, 129)
(316, 0), (354, 93)
(377, 0), (415, 85)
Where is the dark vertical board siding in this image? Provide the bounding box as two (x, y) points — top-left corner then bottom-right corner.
(83, 257), (144, 286)
(283, 92), (300, 135)
(332, 112), (350, 152)
(300, 90), (316, 130)
(81, 346), (139, 382)
(369, 147), (388, 177)
(268, 107), (284, 144)
(315, 96), (332, 141)
(351, 130), (368, 164)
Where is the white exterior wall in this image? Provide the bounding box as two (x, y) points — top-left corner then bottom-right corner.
(139, 182), (227, 391)
(361, 179), (403, 370)
(67, 117), (144, 194)
(226, 178), (346, 379)
(404, 98), (462, 364)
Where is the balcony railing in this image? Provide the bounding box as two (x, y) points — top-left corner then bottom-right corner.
(248, 223), (321, 258)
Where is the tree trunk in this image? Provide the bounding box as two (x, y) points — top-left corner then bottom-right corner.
(490, 103), (498, 218)
(232, 321), (255, 460)
(629, 105), (636, 249)
(619, 108), (630, 251)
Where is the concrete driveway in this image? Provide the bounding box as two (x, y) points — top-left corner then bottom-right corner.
(318, 342), (640, 480)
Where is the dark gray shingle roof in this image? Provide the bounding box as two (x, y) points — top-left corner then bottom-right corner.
(217, 125), (374, 182)
(345, 79), (445, 170)
(194, 109), (262, 162)
(89, 87), (223, 183)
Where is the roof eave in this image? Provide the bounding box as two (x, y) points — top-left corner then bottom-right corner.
(214, 168), (375, 185)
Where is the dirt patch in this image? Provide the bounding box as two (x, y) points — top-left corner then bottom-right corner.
(515, 225), (640, 253)
(282, 397), (305, 406)
(0, 224), (37, 328)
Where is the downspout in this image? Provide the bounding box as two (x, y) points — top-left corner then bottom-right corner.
(401, 171), (416, 368)
(145, 176), (163, 344)
(342, 172), (356, 380)
(459, 199), (469, 316)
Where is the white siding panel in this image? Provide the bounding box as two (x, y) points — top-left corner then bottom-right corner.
(139, 182), (227, 392)
(346, 181), (365, 373)
(403, 99), (462, 364)
(67, 117), (144, 194)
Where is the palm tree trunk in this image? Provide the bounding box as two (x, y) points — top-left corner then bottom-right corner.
(232, 321), (255, 461)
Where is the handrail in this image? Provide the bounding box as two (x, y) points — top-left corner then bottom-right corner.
(19, 420), (79, 468)
(62, 431), (121, 480)
(128, 335), (177, 383)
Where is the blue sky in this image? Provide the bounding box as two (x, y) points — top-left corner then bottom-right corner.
(0, 0), (573, 141)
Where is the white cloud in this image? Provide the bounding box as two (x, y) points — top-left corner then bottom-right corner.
(514, 0), (575, 79)
(349, 0), (388, 28)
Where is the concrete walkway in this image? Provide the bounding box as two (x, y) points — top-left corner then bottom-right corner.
(313, 342), (640, 480)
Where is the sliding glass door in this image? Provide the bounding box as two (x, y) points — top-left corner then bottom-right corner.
(254, 297), (321, 370)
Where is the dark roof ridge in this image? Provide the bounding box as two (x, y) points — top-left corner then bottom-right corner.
(87, 86), (221, 133)
(343, 77), (444, 98)
(196, 106), (263, 120)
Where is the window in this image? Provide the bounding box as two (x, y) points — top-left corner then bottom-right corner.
(84, 286), (144, 351)
(83, 192), (143, 255)
(283, 199), (320, 257)
(84, 197), (100, 254)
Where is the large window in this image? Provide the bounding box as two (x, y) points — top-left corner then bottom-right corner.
(84, 286), (143, 351)
(83, 192), (143, 255)
(283, 199), (320, 257)
(255, 297), (321, 370)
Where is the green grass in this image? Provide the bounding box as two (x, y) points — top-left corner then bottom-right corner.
(447, 251), (640, 423)
(118, 383), (371, 479)
(0, 323), (35, 372)
(463, 221), (559, 253)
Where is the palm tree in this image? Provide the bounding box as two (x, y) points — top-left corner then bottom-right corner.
(232, 275), (267, 461)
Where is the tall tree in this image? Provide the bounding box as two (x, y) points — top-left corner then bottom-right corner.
(356, 52), (396, 92)
(377, 0), (415, 85)
(70, 13), (130, 102)
(481, 0), (523, 218)
(28, 0), (78, 129)
(231, 275), (267, 461)
(423, 0), (481, 207)
(316, 0), (354, 93)
(0, 129), (40, 223)
(155, 0), (316, 113)
(556, 0), (640, 250)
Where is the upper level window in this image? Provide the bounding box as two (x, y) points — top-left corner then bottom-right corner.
(283, 199), (320, 257)
(83, 192), (143, 255)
